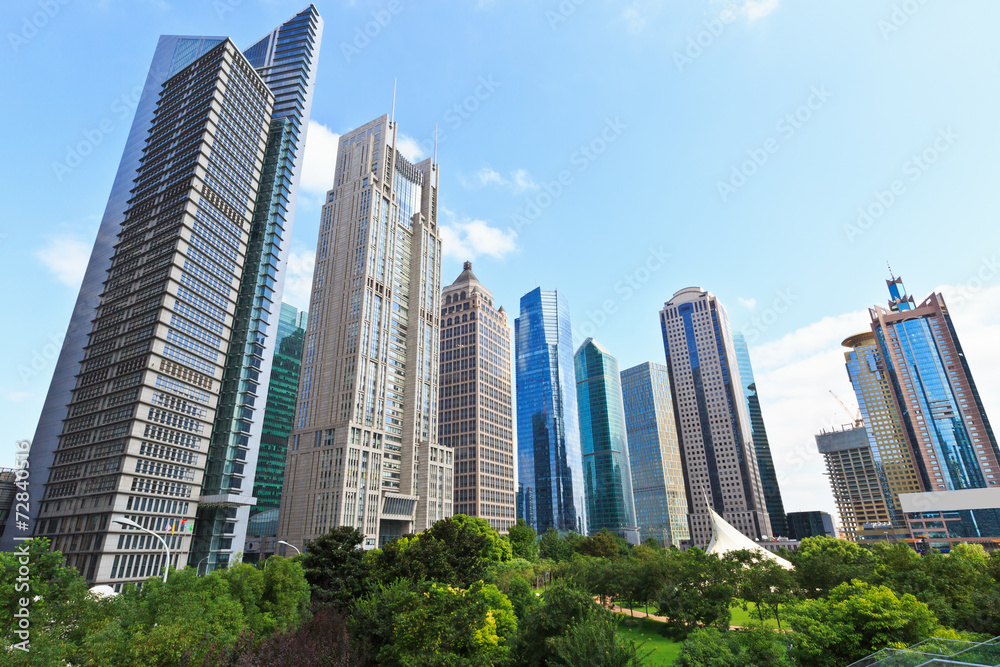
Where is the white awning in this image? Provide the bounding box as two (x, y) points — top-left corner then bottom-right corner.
(705, 508), (793, 569)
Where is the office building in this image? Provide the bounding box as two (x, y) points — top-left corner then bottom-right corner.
(816, 425), (898, 541)
(439, 262), (515, 532)
(732, 331), (788, 537)
(900, 488), (1000, 552)
(11, 8), (322, 585)
(253, 303), (307, 516)
(0, 469), (15, 539)
(575, 339), (639, 543)
(620, 362), (690, 547)
(659, 287), (773, 547)
(869, 277), (1000, 491)
(278, 114), (448, 551)
(515, 288), (586, 535)
(785, 511), (836, 540)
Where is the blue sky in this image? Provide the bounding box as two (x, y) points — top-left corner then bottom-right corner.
(4, 0), (1000, 524)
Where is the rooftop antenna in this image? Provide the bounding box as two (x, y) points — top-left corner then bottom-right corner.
(433, 124), (438, 164)
(391, 78), (396, 125)
(887, 261), (894, 280)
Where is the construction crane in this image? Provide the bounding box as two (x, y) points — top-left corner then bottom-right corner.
(829, 390), (863, 428)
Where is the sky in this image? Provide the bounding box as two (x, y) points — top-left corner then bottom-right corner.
(3, 0), (1000, 527)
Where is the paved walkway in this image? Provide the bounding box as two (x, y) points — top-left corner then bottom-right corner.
(601, 600), (749, 631)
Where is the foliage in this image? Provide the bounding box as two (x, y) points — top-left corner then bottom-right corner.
(731, 550), (796, 629)
(538, 528), (584, 562)
(512, 582), (612, 666)
(507, 519), (539, 561)
(546, 612), (651, 667)
(499, 574), (539, 620)
(790, 536), (877, 598)
(300, 526), (371, 611)
(676, 627), (792, 667)
(575, 530), (633, 559)
(655, 548), (739, 638)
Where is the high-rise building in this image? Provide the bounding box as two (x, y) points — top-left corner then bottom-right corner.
(277, 115), (449, 551)
(841, 331), (922, 532)
(574, 339), (639, 543)
(659, 287), (773, 547)
(253, 303), (307, 517)
(785, 511), (836, 540)
(869, 277), (1000, 492)
(515, 288), (586, 535)
(620, 362), (690, 547)
(8, 8), (322, 585)
(732, 332), (787, 537)
(816, 425), (896, 541)
(439, 262), (515, 532)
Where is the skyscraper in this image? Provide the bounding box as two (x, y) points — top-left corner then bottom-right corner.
(278, 114), (449, 551)
(253, 303), (308, 517)
(11, 7), (323, 585)
(439, 262), (515, 532)
(515, 288), (586, 535)
(732, 331), (787, 537)
(841, 330), (921, 533)
(660, 287), (773, 547)
(574, 339), (638, 543)
(620, 362), (690, 547)
(816, 425), (896, 541)
(869, 277), (1000, 491)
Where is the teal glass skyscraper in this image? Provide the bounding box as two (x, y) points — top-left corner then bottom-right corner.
(621, 362), (690, 547)
(732, 332), (787, 537)
(575, 339), (638, 543)
(515, 288), (586, 535)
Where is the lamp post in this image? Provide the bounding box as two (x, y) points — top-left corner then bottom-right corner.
(278, 540), (300, 556)
(113, 517), (170, 583)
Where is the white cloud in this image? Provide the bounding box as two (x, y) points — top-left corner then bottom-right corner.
(737, 297), (757, 309)
(746, 283), (1000, 530)
(35, 235), (91, 289)
(281, 250), (315, 312)
(622, 3), (647, 33)
(477, 167), (506, 187)
(735, 0), (779, 21)
(468, 166), (539, 194)
(396, 133), (427, 163)
(511, 169), (538, 193)
(299, 120), (340, 197)
(439, 217), (517, 261)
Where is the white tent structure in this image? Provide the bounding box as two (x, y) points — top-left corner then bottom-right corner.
(705, 507), (793, 570)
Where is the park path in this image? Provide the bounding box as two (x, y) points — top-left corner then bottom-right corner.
(602, 600), (748, 631)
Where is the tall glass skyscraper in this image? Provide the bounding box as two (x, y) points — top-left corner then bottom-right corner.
(574, 339), (638, 543)
(253, 303), (308, 517)
(731, 332), (787, 537)
(7, 8), (322, 585)
(515, 288), (586, 535)
(660, 287), (773, 547)
(620, 362), (690, 547)
(278, 114), (449, 551)
(869, 277), (1000, 491)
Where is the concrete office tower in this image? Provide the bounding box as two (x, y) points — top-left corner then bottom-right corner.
(253, 303), (308, 516)
(816, 426), (896, 541)
(870, 277), (1000, 491)
(575, 339), (639, 543)
(439, 262), (515, 532)
(11, 8), (323, 584)
(278, 115), (448, 551)
(620, 362), (690, 547)
(842, 331), (922, 533)
(515, 288), (587, 535)
(659, 287), (773, 547)
(732, 332), (788, 537)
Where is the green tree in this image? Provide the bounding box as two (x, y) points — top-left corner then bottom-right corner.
(300, 526), (372, 610)
(791, 536), (877, 598)
(499, 574), (539, 620)
(513, 582), (611, 666)
(575, 529), (631, 559)
(547, 613), (651, 667)
(538, 528), (584, 562)
(656, 549), (738, 637)
(677, 627), (791, 667)
(733, 552), (796, 629)
(507, 519), (539, 561)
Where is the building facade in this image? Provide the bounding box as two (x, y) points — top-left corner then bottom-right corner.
(815, 425), (897, 541)
(732, 331), (788, 537)
(252, 303), (307, 517)
(785, 511), (836, 540)
(869, 277), (1000, 492)
(659, 287), (773, 547)
(515, 288), (586, 535)
(16, 8), (322, 586)
(620, 362), (690, 547)
(574, 339), (639, 543)
(439, 262), (515, 532)
(900, 488), (1000, 552)
(278, 114), (449, 552)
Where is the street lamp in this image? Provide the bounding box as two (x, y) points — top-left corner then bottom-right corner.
(113, 517), (170, 583)
(278, 540), (301, 556)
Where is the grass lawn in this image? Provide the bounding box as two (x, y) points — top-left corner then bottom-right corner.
(615, 615), (683, 666)
(729, 600), (782, 629)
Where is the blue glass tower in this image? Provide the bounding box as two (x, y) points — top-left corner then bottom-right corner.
(575, 339), (638, 543)
(731, 332), (788, 537)
(515, 288), (586, 535)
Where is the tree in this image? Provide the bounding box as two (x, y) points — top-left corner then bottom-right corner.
(733, 552), (796, 629)
(507, 519), (539, 561)
(656, 549), (739, 637)
(499, 574), (538, 620)
(300, 526), (371, 610)
(677, 627), (792, 667)
(791, 536), (877, 598)
(575, 529), (631, 559)
(513, 582), (610, 666)
(538, 528), (584, 562)
(547, 613), (651, 667)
